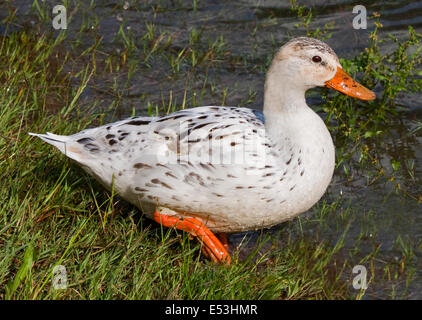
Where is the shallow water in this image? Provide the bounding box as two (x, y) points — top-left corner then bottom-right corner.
(3, 0), (422, 299)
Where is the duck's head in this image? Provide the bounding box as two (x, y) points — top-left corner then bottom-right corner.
(268, 37), (375, 101)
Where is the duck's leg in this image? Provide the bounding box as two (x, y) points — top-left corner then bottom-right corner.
(153, 211), (231, 264)
(216, 233), (229, 251)
(199, 233), (228, 261)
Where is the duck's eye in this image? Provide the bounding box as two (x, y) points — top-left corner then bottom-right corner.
(312, 56), (322, 63)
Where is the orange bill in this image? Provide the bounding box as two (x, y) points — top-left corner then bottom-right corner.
(325, 67), (376, 101)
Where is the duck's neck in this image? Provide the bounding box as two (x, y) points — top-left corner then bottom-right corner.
(262, 65), (308, 138)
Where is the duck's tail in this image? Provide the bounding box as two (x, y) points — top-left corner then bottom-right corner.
(29, 132), (85, 162)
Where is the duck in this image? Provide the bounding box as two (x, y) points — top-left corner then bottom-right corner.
(30, 37), (375, 264)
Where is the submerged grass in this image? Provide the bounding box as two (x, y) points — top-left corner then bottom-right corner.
(1, 1), (421, 299)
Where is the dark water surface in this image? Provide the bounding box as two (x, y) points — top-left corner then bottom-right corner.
(3, 0), (422, 299)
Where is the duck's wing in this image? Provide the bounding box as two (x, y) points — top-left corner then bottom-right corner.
(30, 106), (269, 171)
(251, 109), (265, 124)
(138, 106), (268, 169)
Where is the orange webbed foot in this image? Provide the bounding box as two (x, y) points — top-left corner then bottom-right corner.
(154, 211), (231, 264)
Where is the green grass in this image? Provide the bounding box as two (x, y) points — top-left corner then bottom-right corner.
(1, 1), (421, 300)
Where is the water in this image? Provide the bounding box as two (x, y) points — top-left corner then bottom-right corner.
(2, 0), (421, 299)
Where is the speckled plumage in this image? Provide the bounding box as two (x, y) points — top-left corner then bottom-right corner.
(31, 37), (341, 233)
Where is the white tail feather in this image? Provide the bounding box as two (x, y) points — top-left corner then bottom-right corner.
(29, 132), (83, 161)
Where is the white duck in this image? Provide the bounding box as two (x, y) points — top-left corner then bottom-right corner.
(31, 37), (375, 264)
